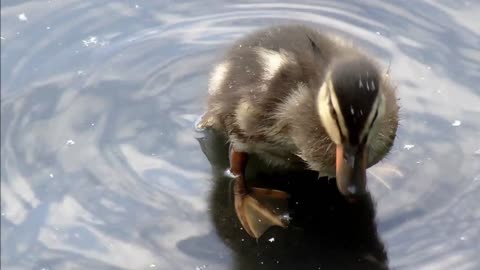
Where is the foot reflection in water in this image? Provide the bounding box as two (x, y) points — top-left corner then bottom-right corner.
(196, 129), (388, 270)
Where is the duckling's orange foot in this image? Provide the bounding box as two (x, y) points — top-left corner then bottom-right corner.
(234, 185), (290, 238)
(229, 149), (290, 238)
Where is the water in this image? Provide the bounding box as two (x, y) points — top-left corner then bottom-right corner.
(1, 1), (479, 269)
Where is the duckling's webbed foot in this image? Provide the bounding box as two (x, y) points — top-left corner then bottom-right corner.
(230, 148), (290, 239)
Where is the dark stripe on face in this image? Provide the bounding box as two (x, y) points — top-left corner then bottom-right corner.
(369, 106), (379, 130)
(328, 90), (346, 142)
(361, 104), (379, 145)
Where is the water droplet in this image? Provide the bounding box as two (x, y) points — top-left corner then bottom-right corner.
(18, 13), (28, 21)
(347, 185), (357, 194)
(460, 236), (466, 241)
(224, 169), (236, 178)
(451, 120), (461, 127)
(403, 144), (415, 150)
(82, 36), (98, 47)
(281, 213), (291, 222)
(149, 264), (156, 268)
(49, 173), (54, 178)
(268, 237), (275, 242)
(66, 139), (75, 145)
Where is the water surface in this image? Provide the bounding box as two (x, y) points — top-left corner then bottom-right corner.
(1, 1), (479, 269)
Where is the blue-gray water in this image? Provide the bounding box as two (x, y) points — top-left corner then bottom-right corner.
(1, 1), (479, 269)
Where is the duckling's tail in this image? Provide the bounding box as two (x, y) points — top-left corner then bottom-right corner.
(195, 112), (215, 131)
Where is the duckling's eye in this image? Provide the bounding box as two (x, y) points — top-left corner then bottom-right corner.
(329, 103), (336, 118)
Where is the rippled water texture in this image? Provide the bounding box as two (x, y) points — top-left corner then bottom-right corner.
(2, 1), (480, 269)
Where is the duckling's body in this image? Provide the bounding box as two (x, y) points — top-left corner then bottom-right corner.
(199, 24), (399, 238)
(202, 25), (397, 174)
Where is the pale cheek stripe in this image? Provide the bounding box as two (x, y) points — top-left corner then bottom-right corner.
(317, 82), (342, 144)
(327, 79), (349, 141)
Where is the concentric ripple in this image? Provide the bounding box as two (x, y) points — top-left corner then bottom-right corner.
(1, 1), (479, 269)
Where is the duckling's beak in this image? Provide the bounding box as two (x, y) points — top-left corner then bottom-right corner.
(335, 144), (368, 199)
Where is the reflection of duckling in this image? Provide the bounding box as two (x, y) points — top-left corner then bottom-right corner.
(193, 131), (389, 270)
(198, 24), (399, 238)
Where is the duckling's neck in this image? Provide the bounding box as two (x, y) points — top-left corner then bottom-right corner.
(275, 83), (336, 173)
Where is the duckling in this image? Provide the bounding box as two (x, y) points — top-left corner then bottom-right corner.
(197, 24), (399, 238)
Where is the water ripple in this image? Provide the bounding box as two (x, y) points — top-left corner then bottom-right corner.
(1, 1), (479, 269)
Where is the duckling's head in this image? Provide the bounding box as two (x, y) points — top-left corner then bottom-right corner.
(317, 55), (386, 198)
